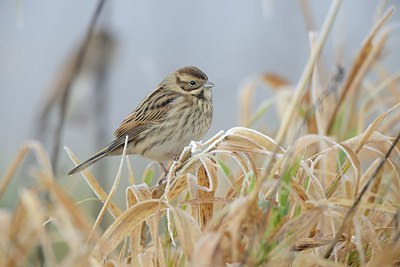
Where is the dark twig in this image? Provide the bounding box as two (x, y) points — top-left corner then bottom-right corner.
(324, 129), (400, 259)
(51, 0), (107, 171)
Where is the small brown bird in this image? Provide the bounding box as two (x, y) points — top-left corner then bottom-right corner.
(68, 66), (214, 175)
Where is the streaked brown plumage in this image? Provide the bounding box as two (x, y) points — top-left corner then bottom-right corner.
(68, 66), (214, 175)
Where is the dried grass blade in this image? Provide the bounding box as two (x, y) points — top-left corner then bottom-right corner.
(0, 144), (29, 196)
(327, 6), (395, 134)
(64, 146), (122, 218)
(165, 174), (190, 202)
(345, 31), (389, 122)
(168, 206), (201, 260)
(1, 140), (55, 197)
(291, 134), (360, 198)
(92, 199), (168, 260)
(88, 136), (129, 242)
(197, 163), (217, 229)
(6, 191), (45, 266)
(225, 127), (283, 153)
(42, 178), (94, 238)
(192, 232), (226, 267)
(20, 190), (57, 265)
(239, 80), (258, 126)
(131, 183), (166, 266)
(218, 196), (257, 262)
(325, 105), (395, 198)
(126, 184), (152, 266)
(276, 0), (342, 143)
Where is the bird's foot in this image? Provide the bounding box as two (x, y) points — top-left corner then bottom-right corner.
(170, 154), (179, 161)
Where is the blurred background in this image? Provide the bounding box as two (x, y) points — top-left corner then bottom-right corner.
(1, 0), (399, 204)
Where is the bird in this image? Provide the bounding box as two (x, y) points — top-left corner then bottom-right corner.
(68, 66), (214, 175)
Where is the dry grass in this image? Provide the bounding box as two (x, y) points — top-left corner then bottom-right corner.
(2, 2), (400, 266)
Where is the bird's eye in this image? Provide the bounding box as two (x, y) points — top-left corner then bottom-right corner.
(189, 80), (196, 86)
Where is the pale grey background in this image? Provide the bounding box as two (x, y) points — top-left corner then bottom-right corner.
(1, 1), (399, 190)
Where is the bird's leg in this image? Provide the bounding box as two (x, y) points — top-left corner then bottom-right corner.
(158, 157), (177, 181)
(159, 162), (169, 175)
(158, 156), (179, 185)
(157, 162), (170, 188)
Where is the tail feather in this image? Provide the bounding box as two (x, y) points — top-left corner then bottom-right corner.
(68, 148), (108, 175)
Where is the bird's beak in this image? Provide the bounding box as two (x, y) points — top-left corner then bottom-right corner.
(203, 81), (214, 88)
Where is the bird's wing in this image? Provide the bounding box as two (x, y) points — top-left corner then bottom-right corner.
(113, 106), (166, 138)
(107, 124), (151, 153)
(109, 87), (177, 152)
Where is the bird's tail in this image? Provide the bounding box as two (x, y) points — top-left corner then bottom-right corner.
(68, 147), (108, 175)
